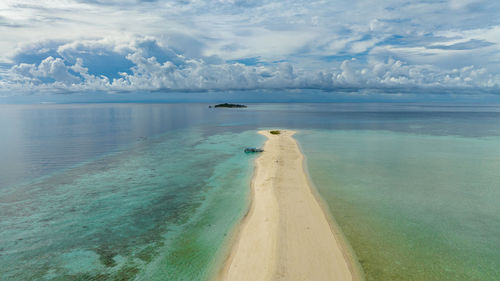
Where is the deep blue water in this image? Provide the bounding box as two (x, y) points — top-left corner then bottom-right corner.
(3, 103), (500, 189)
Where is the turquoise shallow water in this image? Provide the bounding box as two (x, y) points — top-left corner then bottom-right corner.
(2, 103), (500, 280)
(296, 130), (500, 281)
(0, 127), (264, 280)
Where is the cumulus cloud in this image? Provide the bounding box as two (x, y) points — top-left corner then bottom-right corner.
(11, 56), (80, 85)
(0, 0), (499, 96)
(2, 38), (498, 96)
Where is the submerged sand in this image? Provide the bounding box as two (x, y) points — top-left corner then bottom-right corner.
(216, 130), (356, 281)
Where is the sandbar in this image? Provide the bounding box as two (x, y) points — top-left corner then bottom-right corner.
(216, 130), (357, 281)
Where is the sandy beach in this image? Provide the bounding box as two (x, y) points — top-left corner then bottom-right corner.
(216, 130), (356, 281)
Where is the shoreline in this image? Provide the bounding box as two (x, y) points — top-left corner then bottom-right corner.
(214, 130), (360, 281)
(297, 136), (365, 281)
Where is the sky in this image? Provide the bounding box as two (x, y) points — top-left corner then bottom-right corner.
(0, 0), (499, 101)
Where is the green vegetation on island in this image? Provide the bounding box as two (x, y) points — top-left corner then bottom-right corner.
(270, 130), (281, 135)
(211, 103), (247, 108)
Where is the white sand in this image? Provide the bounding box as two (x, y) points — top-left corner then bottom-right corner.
(216, 130), (356, 281)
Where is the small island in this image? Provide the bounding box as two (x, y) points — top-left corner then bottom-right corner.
(211, 103), (247, 108)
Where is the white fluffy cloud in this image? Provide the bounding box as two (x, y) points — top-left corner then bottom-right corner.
(11, 56), (80, 85)
(3, 38), (498, 95)
(0, 0), (499, 96)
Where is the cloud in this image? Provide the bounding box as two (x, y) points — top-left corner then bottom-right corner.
(2, 37), (498, 96)
(0, 0), (499, 96)
(427, 39), (495, 50)
(11, 56), (80, 85)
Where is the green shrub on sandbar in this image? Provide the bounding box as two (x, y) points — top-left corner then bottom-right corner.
(270, 130), (281, 135)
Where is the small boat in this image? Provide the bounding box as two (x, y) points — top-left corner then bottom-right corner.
(244, 147), (264, 153)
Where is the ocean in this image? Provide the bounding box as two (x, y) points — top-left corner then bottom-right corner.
(1, 103), (499, 280)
